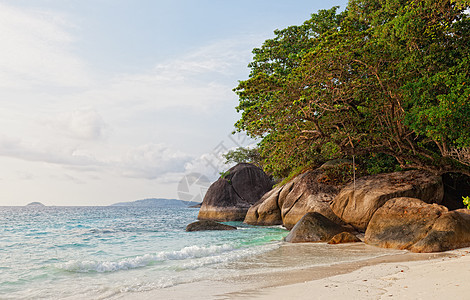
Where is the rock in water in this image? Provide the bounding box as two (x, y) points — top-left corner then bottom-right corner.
(328, 232), (362, 244)
(245, 169), (343, 230)
(185, 220), (237, 232)
(198, 163), (273, 221)
(331, 170), (443, 231)
(285, 212), (348, 243)
(410, 209), (470, 253)
(364, 197), (447, 250)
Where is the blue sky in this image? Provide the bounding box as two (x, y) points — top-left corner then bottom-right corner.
(0, 0), (347, 206)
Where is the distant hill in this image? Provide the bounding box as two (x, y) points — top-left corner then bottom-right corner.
(110, 198), (200, 208)
(26, 202), (45, 206)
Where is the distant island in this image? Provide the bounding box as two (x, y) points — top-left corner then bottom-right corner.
(110, 198), (200, 208)
(26, 202), (45, 207)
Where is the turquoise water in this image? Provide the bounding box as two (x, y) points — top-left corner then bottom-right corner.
(0, 206), (398, 299)
(0, 206), (289, 299)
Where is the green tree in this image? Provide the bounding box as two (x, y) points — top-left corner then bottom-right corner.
(234, 7), (345, 176)
(223, 147), (262, 168)
(234, 0), (470, 178)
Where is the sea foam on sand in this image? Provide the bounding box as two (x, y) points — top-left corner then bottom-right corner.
(117, 247), (470, 300)
(235, 247), (470, 300)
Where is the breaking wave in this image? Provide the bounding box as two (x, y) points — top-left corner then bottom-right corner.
(58, 244), (236, 273)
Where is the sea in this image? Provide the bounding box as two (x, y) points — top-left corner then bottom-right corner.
(0, 206), (398, 299)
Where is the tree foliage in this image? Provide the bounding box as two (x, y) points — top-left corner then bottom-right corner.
(234, 0), (470, 178)
(223, 147), (262, 168)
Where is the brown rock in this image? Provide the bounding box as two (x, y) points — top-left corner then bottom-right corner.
(455, 208), (470, 216)
(285, 212), (349, 243)
(244, 187), (283, 226)
(410, 209), (470, 252)
(198, 163), (273, 221)
(281, 171), (343, 230)
(331, 170), (444, 231)
(186, 220), (237, 232)
(245, 169), (343, 230)
(364, 197), (447, 250)
(328, 232), (362, 244)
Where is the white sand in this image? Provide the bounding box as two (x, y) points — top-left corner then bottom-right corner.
(229, 248), (470, 300)
(117, 246), (470, 300)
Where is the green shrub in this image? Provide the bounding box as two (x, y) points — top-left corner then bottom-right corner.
(274, 165), (312, 187)
(463, 196), (470, 209)
(360, 153), (402, 175)
(318, 163), (367, 185)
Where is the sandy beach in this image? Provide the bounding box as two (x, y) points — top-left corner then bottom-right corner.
(120, 244), (470, 300)
(225, 248), (470, 300)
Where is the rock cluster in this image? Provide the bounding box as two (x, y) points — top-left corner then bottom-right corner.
(411, 209), (470, 252)
(364, 197), (447, 250)
(245, 169), (343, 230)
(193, 162), (470, 253)
(330, 170), (444, 231)
(365, 198), (470, 252)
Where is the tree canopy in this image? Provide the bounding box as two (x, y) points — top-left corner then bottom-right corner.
(234, 0), (470, 178)
(223, 147), (262, 168)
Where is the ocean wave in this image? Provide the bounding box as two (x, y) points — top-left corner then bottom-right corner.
(181, 243), (280, 269)
(57, 244), (235, 273)
(155, 244), (233, 260)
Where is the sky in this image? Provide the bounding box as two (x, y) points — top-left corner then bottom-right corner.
(0, 0), (348, 206)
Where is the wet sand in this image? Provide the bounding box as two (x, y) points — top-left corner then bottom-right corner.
(225, 248), (470, 300)
(117, 243), (466, 300)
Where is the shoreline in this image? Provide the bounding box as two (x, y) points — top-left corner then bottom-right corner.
(224, 247), (470, 300)
(119, 243), (462, 300)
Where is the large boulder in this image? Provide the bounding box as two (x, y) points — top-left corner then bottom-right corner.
(186, 220), (237, 232)
(410, 209), (470, 252)
(331, 170), (444, 231)
(198, 163), (273, 221)
(244, 186), (283, 226)
(245, 169), (344, 230)
(285, 212), (350, 243)
(364, 197), (447, 250)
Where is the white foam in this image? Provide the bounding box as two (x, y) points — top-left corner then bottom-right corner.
(57, 244), (236, 273)
(181, 243), (280, 269)
(155, 244), (233, 260)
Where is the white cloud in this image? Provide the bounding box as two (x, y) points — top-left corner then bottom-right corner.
(151, 151), (230, 188)
(153, 38), (256, 76)
(46, 108), (108, 140)
(0, 134), (192, 180)
(0, 135), (101, 167)
(75, 36), (258, 114)
(117, 143), (192, 179)
(0, 3), (261, 205)
(92, 73), (232, 112)
(0, 3), (90, 89)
